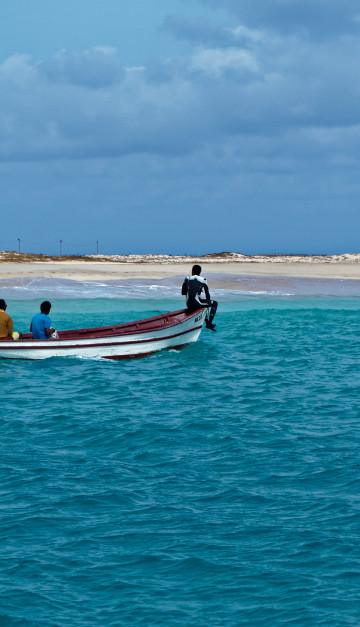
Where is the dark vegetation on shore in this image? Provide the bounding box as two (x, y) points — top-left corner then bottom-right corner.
(0, 251), (244, 263)
(0, 251), (97, 263)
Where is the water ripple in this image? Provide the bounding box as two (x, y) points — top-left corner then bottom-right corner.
(2, 297), (360, 625)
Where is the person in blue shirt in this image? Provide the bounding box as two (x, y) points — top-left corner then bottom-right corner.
(30, 301), (56, 339)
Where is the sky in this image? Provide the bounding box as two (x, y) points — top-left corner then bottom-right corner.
(1, 0), (360, 255)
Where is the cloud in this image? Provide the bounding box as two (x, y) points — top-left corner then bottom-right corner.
(39, 47), (124, 88)
(163, 13), (237, 47)
(198, 0), (360, 37)
(0, 50), (203, 161)
(0, 6), (359, 172)
(189, 46), (258, 76)
(163, 13), (267, 50)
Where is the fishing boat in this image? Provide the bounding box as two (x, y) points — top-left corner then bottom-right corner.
(0, 308), (207, 360)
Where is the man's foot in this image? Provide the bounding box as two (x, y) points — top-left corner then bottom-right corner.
(205, 321), (216, 331)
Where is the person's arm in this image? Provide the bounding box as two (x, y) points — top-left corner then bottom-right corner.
(181, 278), (188, 295)
(204, 282), (210, 300)
(30, 323), (32, 332)
(43, 314), (55, 337)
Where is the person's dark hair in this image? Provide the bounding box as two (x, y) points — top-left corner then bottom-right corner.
(0, 299), (6, 309)
(192, 265), (201, 275)
(40, 301), (51, 314)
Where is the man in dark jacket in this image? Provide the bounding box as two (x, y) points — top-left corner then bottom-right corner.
(181, 265), (217, 331)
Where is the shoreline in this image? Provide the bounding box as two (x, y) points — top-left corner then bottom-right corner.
(0, 260), (360, 281)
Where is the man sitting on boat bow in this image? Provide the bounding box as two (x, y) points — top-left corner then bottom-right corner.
(182, 265), (217, 331)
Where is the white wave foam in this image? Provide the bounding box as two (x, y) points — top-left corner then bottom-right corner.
(1, 275), (360, 300)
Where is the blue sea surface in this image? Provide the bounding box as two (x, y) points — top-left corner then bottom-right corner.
(1, 278), (360, 626)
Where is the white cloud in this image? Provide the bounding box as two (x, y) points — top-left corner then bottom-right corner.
(0, 53), (37, 86)
(189, 45), (258, 76)
(230, 24), (265, 43)
(93, 46), (117, 56)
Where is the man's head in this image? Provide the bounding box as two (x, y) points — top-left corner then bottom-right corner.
(0, 299), (7, 310)
(192, 265), (201, 276)
(40, 301), (51, 315)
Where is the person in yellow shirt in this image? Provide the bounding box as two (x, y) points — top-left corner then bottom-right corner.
(0, 299), (14, 339)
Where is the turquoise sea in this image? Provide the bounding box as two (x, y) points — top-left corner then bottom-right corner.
(1, 275), (360, 626)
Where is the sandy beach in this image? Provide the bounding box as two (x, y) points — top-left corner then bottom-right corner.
(1, 258), (360, 282)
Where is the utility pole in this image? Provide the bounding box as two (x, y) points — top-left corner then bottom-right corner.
(18, 238), (20, 253)
(96, 240), (99, 255)
(60, 240), (62, 257)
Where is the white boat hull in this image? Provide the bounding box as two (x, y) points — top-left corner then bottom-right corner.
(0, 308), (207, 360)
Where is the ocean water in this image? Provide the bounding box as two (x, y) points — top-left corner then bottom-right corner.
(1, 276), (360, 626)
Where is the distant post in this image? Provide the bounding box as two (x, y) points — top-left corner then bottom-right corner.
(96, 240), (99, 255)
(18, 238), (20, 253)
(60, 240), (62, 257)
